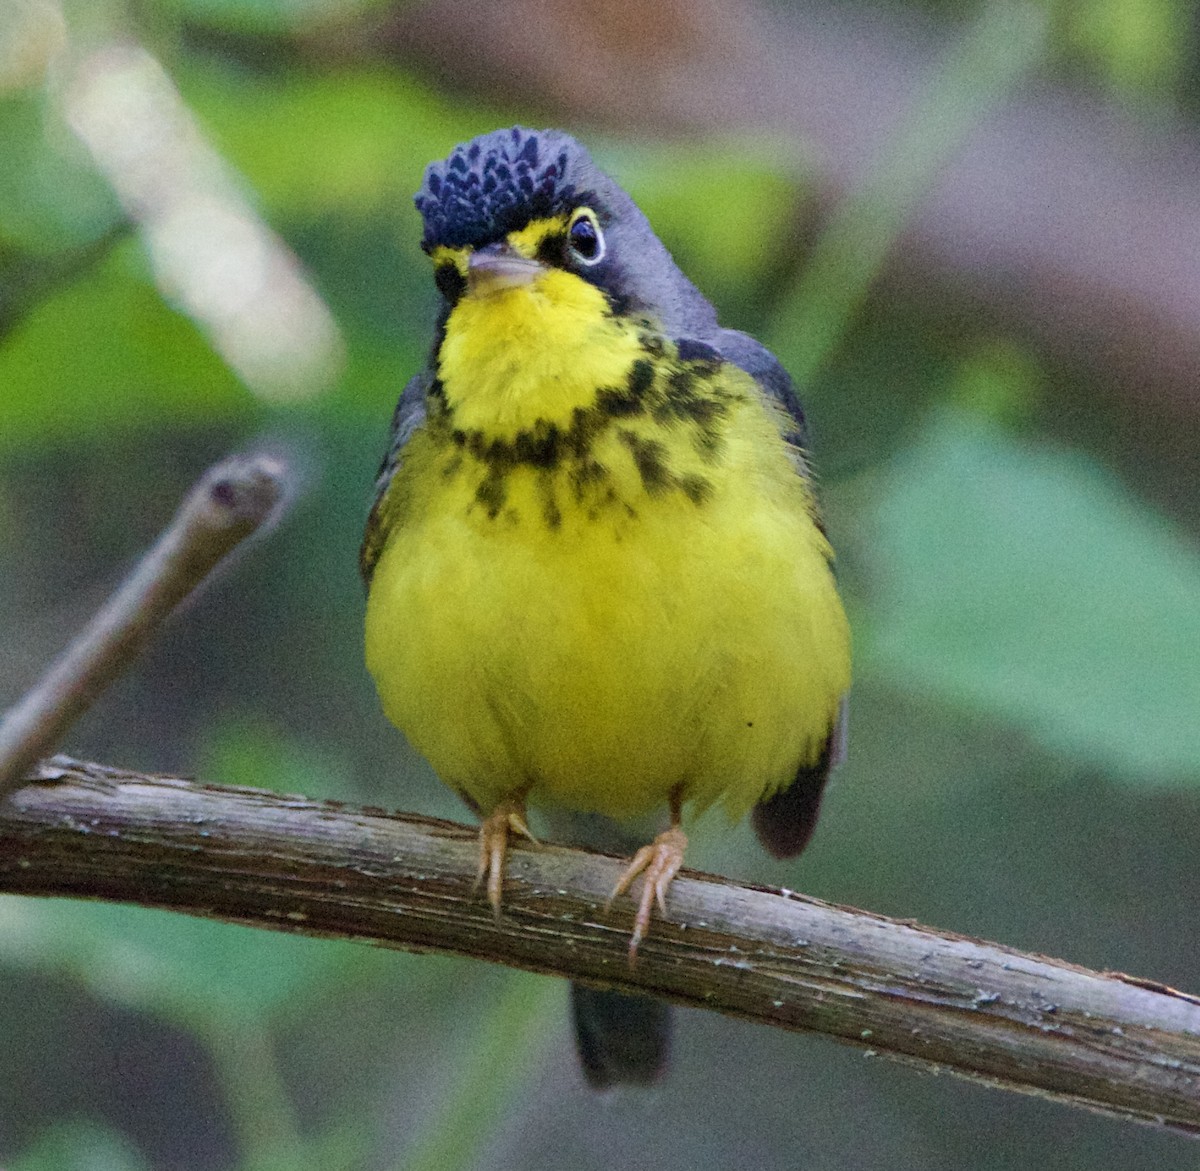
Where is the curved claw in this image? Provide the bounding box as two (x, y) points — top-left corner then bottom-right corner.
(475, 802), (536, 919)
(608, 826), (688, 964)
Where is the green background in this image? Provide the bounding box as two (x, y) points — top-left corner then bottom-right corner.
(2, 0), (1199, 1167)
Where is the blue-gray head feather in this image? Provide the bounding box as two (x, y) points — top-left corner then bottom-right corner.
(416, 127), (580, 250)
(415, 127), (718, 338)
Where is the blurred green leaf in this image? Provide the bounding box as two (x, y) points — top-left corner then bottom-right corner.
(154, 0), (389, 34)
(0, 240), (250, 452)
(1064, 0), (1185, 100)
(947, 337), (1041, 426)
(400, 971), (558, 1171)
(0, 893), (383, 1170)
(0, 896), (369, 1021)
(0, 92), (121, 253)
(181, 67), (494, 220)
(170, 66), (496, 420)
(198, 715), (361, 801)
(860, 407), (1200, 783)
(10, 1120), (150, 1171)
(611, 138), (810, 314)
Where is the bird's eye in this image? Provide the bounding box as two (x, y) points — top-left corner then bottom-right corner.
(567, 209), (605, 265)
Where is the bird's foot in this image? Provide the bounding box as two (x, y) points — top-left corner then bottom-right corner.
(608, 826), (688, 964)
(475, 802), (536, 919)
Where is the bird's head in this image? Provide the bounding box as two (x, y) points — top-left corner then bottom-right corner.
(414, 127), (716, 339)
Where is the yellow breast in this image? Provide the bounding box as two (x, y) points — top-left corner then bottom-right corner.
(364, 282), (850, 823)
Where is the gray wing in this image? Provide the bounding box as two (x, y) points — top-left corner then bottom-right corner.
(713, 327), (811, 454)
(359, 371), (430, 586)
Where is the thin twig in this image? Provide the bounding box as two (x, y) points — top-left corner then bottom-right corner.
(3, 757), (1199, 1135)
(0, 455), (287, 795)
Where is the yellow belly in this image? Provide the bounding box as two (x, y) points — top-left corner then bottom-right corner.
(364, 386), (850, 824)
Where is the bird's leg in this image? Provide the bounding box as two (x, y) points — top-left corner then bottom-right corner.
(608, 789), (687, 964)
(475, 799), (536, 920)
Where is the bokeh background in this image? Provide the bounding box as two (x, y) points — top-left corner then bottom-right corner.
(3, 0), (1200, 1168)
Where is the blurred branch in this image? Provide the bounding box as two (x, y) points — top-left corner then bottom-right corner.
(3, 757), (1199, 1136)
(65, 45), (343, 403)
(0, 454), (287, 796)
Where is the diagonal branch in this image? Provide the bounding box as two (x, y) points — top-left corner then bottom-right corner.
(3, 756), (1199, 1135)
(0, 453), (287, 797)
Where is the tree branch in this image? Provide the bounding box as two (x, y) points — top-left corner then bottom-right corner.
(0, 454), (287, 796)
(3, 756), (1198, 1134)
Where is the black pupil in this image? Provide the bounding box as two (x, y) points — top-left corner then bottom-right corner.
(569, 216), (600, 259)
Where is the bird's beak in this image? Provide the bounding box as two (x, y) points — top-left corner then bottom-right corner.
(467, 242), (544, 296)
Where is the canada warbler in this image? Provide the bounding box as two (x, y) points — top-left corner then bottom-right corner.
(362, 127), (850, 1086)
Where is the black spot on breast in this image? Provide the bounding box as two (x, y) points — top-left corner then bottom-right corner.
(447, 338), (731, 529)
(535, 464), (564, 531)
(475, 474), (507, 517)
(570, 457), (607, 500)
(458, 419), (581, 528)
(666, 366), (697, 396)
(566, 405), (604, 455)
(514, 422), (561, 469)
(619, 430), (671, 495)
(667, 369), (724, 420)
(646, 365), (729, 462)
(596, 386), (643, 417)
(595, 358), (656, 419)
(628, 358), (655, 397)
(540, 485), (562, 529)
(692, 428), (724, 462)
(678, 473), (713, 505)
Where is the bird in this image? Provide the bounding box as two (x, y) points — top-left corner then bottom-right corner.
(361, 127), (851, 1087)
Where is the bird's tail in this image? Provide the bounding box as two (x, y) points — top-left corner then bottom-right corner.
(570, 983), (670, 1088)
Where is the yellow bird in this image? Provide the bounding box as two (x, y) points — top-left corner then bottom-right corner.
(362, 128), (850, 1086)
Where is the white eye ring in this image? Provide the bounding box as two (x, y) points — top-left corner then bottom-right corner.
(567, 209), (605, 265)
